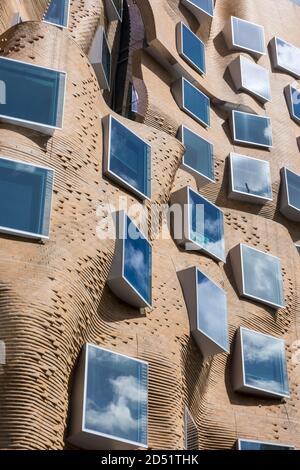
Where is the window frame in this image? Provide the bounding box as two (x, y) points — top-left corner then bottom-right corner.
(231, 110), (273, 149)
(172, 78), (210, 128)
(181, 0), (214, 22)
(176, 22), (206, 76)
(43, 0), (71, 29)
(272, 36), (300, 79)
(104, 0), (124, 22)
(280, 167), (300, 221)
(238, 55), (271, 103)
(237, 438), (294, 450)
(230, 16), (266, 56)
(88, 26), (112, 91)
(285, 84), (300, 124)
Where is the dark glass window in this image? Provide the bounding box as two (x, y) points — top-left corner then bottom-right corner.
(44, 0), (69, 27)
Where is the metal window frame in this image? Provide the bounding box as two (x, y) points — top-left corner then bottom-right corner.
(181, 0), (214, 23)
(172, 77), (210, 128)
(270, 36), (300, 79)
(176, 22), (206, 76)
(285, 84), (300, 124)
(231, 110), (273, 148)
(223, 16), (266, 57)
(280, 167), (300, 221)
(237, 438), (294, 450)
(88, 25), (112, 91)
(43, 0), (71, 29)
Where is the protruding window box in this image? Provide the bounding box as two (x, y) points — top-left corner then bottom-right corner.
(0, 156), (54, 240)
(172, 78), (210, 128)
(232, 327), (289, 399)
(181, 0), (214, 24)
(223, 16), (266, 58)
(230, 110), (273, 149)
(44, 0), (70, 28)
(68, 344), (148, 450)
(176, 22), (206, 75)
(237, 439), (294, 450)
(89, 26), (111, 91)
(284, 84), (300, 124)
(178, 267), (229, 357)
(184, 407), (198, 450)
(230, 244), (285, 309)
(270, 37), (300, 79)
(0, 57), (66, 135)
(170, 186), (225, 262)
(228, 153), (272, 204)
(280, 167), (300, 222)
(104, 0), (123, 22)
(228, 56), (271, 103)
(108, 211), (152, 309)
(178, 125), (214, 186)
(102, 115), (151, 200)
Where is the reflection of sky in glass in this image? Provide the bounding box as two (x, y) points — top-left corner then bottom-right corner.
(181, 23), (205, 74)
(239, 440), (292, 450)
(232, 17), (265, 54)
(0, 157), (53, 237)
(241, 245), (284, 307)
(290, 85), (300, 120)
(109, 117), (151, 198)
(44, 0), (69, 27)
(84, 345), (148, 446)
(242, 329), (289, 396)
(231, 153), (272, 199)
(276, 37), (300, 77)
(241, 56), (271, 101)
(189, 188), (225, 261)
(233, 111), (272, 147)
(185, 0), (214, 16)
(286, 168), (300, 210)
(124, 215), (152, 305)
(182, 127), (214, 181)
(183, 79), (210, 127)
(0, 57), (65, 127)
(102, 33), (111, 86)
(197, 270), (228, 351)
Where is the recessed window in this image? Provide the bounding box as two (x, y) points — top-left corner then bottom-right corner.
(89, 26), (111, 90)
(104, 0), (123, 22)
(178, 126), (214, 184)
(231, 110), (273, 148)
(44, 0), (70, 28)
(230, 244), (285, 309)
(176, 22), (206, 75)
(172, 78), (210, 128)
(228, 56), (271, 103)
(178, 267), (229, 356)
(102, 115), (151, 200)
(68, 344), (148, 450)
(270, 37), (300, 79)
(280, 167), (300, 221)
(229, 153), (272, 204)
(181, 0), (214, 22)
(223, 16), (266, 57)
(0, 57), (66, 135)
(233, 327), (289, 398)
(285, 84), (300, 124)
(237, 439), (294, 450)
(184, 407), (198, 450)
(108, 211), (152, 308)
(0, 156), (54, 240)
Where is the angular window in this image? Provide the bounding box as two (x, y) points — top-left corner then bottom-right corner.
(0, 156), (54, 240)
(176, 22), (206, 75)
(170, 186), (225, 262)
(104, 0), (123, 22)
(184, 407), (198, 450)
(280, 167), (300, 222)
(231, 110), (273, 148)
(228, 56), (271, 103)
(233, 327), (289, 398)
(230, 244), (285, 309)
(102, 115), (151, 200)
(178, 126), (214, 185)
(68, 344), (148, 450)
(270, 37), (300, 79)
(296, 244), (300, 255)
(285, 84), (300, 124)
(108, 211), (152, 308)
(229, 153), (272, 204)
(0, 57), (66, 135)
(89, 26), (111, 90)
(178, 267), (229, 357)
(44, 0), (70, 28)
(172, 78), (210, 128)
(237, 439), (294, 450)
(224, 17), (266, 57)
(181, 0), (214, 23)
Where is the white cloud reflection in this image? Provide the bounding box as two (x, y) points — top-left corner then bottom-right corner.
(276, 38), (300, 76)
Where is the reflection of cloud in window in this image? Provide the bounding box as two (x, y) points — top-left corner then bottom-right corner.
(243, 332), (282, 363)
(263, 120), (272, 142)
(277, 39), (300, 75)
(125, 243), (149, 296)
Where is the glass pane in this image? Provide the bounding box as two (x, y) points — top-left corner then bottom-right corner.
(44, 0), (69, 27)
(232, 17), (265, 54)
(231, 153), (272, 199)
(239, 440), (292, 450)
(102, 33), (111, 86)
(0, 57), (65, 128)
(184, 0), (214, 16)
(85, 345), (148, 446)
(109, 117), (151, 198)
(276, 37), (300, 77)
(233, 111), (272, 147)
(181, 24), (206, 74)
(242, 329), (289, 396)
(189, 188), (225, 261)
(286, 168), (300, 210)
(124, 215), (152, 305)
(182, 127), (214, 181)
(183, 79), (210, 127)
(290, 85), (300, 120)
(197, 270), (228, 351)
(0, 157), (53, 237)
(241, 57), (271, 101)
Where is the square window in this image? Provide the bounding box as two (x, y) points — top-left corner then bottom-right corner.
(108, 211), (152, 308)
(104, 0), (123, 22)
(178, 267), (229, 357)
(43, 0), (70, 28)
(231, 110), (273, 148)
(224, 17), (266, 57)
(181, 0), (214, 22)
(229, 153), (272, 204)
(0, 156), (54, 239)
(102, 115), (151, 200)
(270, 37), (300, 79)
(0, 57), (66, 135)
(237, 439), (294, 450)
(176, 22), (206, 75)
(228, 56), (271, 103)
(285, 84), (300, 124)
(230, 244), (285, 309)
(178, 125), (214, 184)
(233, 327), (289, 398)
(172, 78), (210, 128)
(89, 26), (111, 90)
(280, 167), (300, 221)
(68, 344), (148, 450)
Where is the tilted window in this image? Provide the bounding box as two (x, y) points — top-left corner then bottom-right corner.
(231, 110), (273, 148)
(280, 167), (300, 222)
(44, 0), (70, 28)
(89, 26), (111, 90)
(172, 78), (210, 128)
(176, 22), (206, 75)
(285, 84), (300, 124)
(270, 37), (300, 79)
(224, 16), (266, 57)
(237, 439), (294, 450)
(181, 0), (214, 23)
